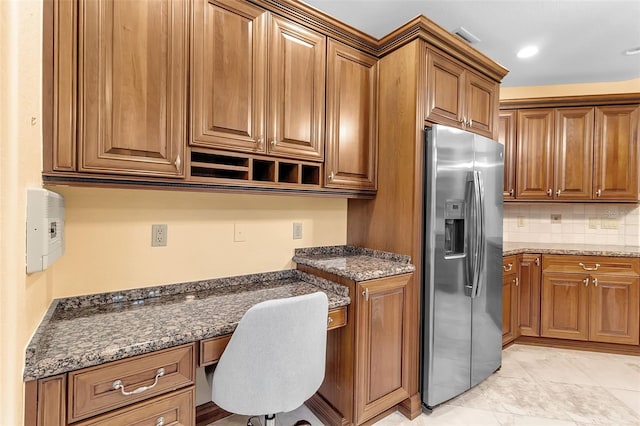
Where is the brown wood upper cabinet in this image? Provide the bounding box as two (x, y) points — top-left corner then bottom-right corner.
(594, 105), (639, 200)
(426, 50), (498, 139)
(325, 40), (378, 191)
(498, 111), (517, 199)
(77, 0), (188, 177)
(191, 0), (326, 162)
(516, 107), (594, 200)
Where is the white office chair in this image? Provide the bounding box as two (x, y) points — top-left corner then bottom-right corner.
(208, 292), (329, 426)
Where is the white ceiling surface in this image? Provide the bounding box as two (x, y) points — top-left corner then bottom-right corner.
(302, 0), (640, 87)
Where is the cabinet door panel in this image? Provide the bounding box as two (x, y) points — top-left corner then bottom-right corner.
(589, 275), (639, 345)
(426, 50), (464, 126)
(466, 71), (498, 139)
(325, 40), (378, 190)
(518, 254), (541, 337)
(594, 105), (639, 200)
(356, 275), (410, 424)
(268, 16), (325, 161)
(498, 111), (517, 199)
(554, 108), (593, 200)
(191, 0), (266, 153)
(502, 271), (518, 345)
(516, 109), (554, 199)
(79, 0), (187, 176)
(541, 273), (589, 340)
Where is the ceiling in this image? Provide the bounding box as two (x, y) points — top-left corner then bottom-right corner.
(302, 0), (640, 87)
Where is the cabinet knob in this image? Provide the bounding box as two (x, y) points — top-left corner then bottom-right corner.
(535, 257), (540, 266)
(596, 189), (602, 197)
(583, 277), (589, 286)
(156, 417), (165, 426)
(328, 171), (335, 182)
(546, 189), (553, 197)
(327, 316), (334, 325)
(556, 189), (561, 197)
(468, 119), (473, 127)
(257, 138), (264, 150)
(509, 189), (514, 196)
(362, 288), (369, 301)
(174, 154), (181, 171)
(271, 139), (277, 147)
(515, 277), (519, 286)
(593, 278), (598, 287)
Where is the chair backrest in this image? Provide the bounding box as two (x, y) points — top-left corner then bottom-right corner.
(211, 291), (329, 416)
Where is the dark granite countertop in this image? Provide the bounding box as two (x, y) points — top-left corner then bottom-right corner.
(24, 269), (350, 381)
(293, 245), (415, 281)
(503, 242), (640, 258)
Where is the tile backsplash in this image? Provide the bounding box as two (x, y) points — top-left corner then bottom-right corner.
(503, 203), (640, 246)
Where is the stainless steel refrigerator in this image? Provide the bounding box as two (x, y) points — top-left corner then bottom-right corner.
(421, 124), (504, 410)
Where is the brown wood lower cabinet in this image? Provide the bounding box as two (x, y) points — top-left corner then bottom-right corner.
(502, 256), (519, 345)
(541, 255), (639, 345)
(300, 266), (413, 426)
(517, 254), (541, 336)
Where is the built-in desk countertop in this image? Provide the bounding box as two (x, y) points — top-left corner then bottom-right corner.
(23, 269), (350, 381)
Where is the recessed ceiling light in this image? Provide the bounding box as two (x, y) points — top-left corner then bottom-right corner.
(517, 46), (539, 59)
(624, 46), (640, 56)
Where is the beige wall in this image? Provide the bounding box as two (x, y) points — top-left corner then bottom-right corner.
(47, 187), (347, 298)
(1, 1), (54, 424)
(500, 77), (640, 99)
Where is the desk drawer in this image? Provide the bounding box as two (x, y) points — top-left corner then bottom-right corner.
(327, 306), (347, 331)
(68, 343), (195, 422)
(74, 387), (194, 426)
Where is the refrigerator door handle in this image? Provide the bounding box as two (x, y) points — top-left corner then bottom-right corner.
(465, 174), (476, 294)
(473, 170), (486, 298)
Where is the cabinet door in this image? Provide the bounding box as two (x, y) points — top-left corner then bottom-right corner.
(325, 39), (378, 191)
(516, 109), (555, 199)
(356, 275), (410, 424)
(191, 0), (267, 153)
(267, 16), (325, 161)
(518, 254), (541, 337)
(541, 272), (589, 340)
(498, 111), (517, 199)
(554, 107), (593, 200)
(502, 271), (519, 345)
(465, 71), (498, 139)
(79, 0), (187, 176)
(425, 50), (464, 127)
(593, 105), (639, 201)
(589, 275), (639, 345)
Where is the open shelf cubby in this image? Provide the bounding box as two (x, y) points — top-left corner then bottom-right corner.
(188, 148), (322, 188)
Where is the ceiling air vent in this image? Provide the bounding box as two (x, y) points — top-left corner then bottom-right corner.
(452, 26), (481, 44)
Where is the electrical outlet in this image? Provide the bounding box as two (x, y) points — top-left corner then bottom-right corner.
(517, 216), (526, 227)
(601, 218), (618, 229)
(151, 224), (167, 247)
(550, 214), (562, 224)
(234, 223), (247, 242)
(293, 222), (303, 240)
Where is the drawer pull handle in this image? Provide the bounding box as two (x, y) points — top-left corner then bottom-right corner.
(503, 263), (513, 272)
(327, 316), (334, 324)
(156, 417), (165, 426)
(112, 368), (165, 396)
(578, 262), (600, 271)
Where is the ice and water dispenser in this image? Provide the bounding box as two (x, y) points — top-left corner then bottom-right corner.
(444, 200), (465, 257)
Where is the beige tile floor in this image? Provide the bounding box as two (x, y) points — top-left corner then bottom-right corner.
(211, 344), (640, 426)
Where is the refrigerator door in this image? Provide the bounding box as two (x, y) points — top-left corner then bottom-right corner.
(470, 134), (504, 387)
(422, 125), (475, 408)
